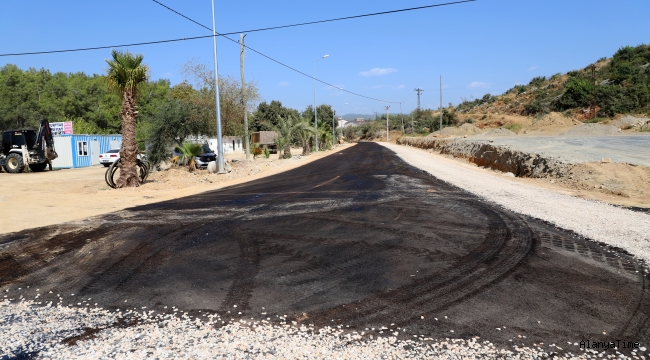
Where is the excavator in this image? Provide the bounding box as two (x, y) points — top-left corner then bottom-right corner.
(0, 119), (58, 173)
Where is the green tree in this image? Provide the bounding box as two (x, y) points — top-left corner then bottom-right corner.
(106, 50), (149, 188)
(176, 142), (203, 172)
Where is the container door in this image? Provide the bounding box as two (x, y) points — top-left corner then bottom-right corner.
(109, 140), (120, 150)
(90, 140), (100, 165)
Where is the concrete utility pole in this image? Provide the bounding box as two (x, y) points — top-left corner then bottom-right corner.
(313, 55), (329, 152)
(211, 0), (225, 173)
(399, 102), (404, 134)
(239, 34), (250, 160)
(385, 106), (390, 141)
(414, 88), (424, 111)
(332, 111), (336, 147)
(439, 75), (443, 132)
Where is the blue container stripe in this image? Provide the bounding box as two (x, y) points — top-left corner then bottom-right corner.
(58, 134), (122, 168)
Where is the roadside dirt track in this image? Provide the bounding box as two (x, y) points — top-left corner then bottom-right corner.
(1, 142), (648, 356)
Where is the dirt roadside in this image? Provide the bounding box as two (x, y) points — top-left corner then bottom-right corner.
(400, 143), (650, 209)
(0, 144), (355, 235)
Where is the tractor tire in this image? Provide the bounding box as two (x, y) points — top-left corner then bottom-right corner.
(5, 153), (24, 173)
(28, 163), (47, 172)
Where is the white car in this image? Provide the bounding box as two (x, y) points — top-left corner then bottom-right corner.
(99, 149), (145, 167)
(99, 149), (120, 167)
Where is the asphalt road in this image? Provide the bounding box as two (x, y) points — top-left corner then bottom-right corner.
(1, 142), (648, 355)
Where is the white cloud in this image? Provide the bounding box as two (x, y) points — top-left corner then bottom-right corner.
(278, 81), (289, 87)
(467, 81), (489, 89)
(392, 84), (405, 89)
(359, 68), (398, 77)
(527, 66), (538, 71)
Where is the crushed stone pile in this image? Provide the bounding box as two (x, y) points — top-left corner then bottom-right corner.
(613, 116), (649, 129)
(560, 123), (620, 136)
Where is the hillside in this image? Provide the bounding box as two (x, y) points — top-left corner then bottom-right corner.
(454, 44), (650, 120)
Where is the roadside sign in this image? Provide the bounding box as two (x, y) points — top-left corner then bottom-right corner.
(50, 122), (73, 136)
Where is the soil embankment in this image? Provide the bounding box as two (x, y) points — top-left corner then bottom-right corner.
(396, 136), (650, 208)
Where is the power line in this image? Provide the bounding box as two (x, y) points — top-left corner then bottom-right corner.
(151, 0), (212, 31)
(149, 1), (410, 104)
(0, 0), (475, 57)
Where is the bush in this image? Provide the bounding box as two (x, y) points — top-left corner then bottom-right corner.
(554, 78), (594, 110)
(529, 76), (546, 87)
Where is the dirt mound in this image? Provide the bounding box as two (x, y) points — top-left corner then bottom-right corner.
(529, 112), (577, 130)
(474, 128), (516, 137)
(613, 115), (649, 129)
(560, 123), (620, 136)
(429, 123), (484, 137)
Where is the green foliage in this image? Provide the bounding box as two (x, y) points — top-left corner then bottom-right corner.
(251, 100), (298, 131)
(528, 76), (546, 87)
(143, 98), (204, 166)
(105, 50), (148, 96)
(505, 123), (523, 133)
(176, 142), (203, 172)
(263, 146), (270, 159)
(585, 117), (607, 123)
(555, 78), (594, 110)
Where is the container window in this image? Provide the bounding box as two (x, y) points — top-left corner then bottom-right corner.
(77, 141), (88, 156)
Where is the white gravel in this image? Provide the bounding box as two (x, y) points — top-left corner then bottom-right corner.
(2, 299), (628, 359)
(381, 142), (650, 265)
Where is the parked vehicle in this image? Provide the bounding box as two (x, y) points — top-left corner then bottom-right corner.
(172, 144), (216, 169)
(0, 119), (57, 173)
(99, 149), (120, 167)
(99, 149), (145, 167)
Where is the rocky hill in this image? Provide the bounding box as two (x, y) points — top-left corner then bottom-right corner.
(454, 44), (650, 120)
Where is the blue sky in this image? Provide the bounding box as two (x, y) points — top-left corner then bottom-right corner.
(1, 0), (648, 115)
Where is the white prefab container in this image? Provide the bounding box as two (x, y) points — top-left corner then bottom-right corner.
(50, 134), (122, 168)
(51, 136), (73, 168)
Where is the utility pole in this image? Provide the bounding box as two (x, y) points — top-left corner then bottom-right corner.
(211, 0), (225, 173)
(439, 75), (443, 132)
(239, 34), (250, 160)
(332, 111), (336, 147)
(399, 102), (404, 135)
(385, 106), (390, 141)
(414, 88), (424, 111)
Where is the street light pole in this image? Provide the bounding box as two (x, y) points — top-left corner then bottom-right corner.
(385, 105), (390, 141)
(211, 0), (225, 173)
(313, 54), (328, 152)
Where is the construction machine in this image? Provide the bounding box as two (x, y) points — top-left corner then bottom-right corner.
(0, 119), (58, 173)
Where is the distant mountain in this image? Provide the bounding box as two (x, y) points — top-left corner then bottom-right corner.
(339, 113), (374, 121)
(339, 113), (405, 120)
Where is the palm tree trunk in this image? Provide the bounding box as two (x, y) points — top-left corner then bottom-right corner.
(115, 89), (140, 188)
(284, 144), (291, 158)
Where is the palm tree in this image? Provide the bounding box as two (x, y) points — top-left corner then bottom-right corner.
(316, 121), (333, 150)
(106, 50), (148, 188)
(296, 117), (316, 156)
(274, 115), (311, 159)
(177, 143), (203, 172)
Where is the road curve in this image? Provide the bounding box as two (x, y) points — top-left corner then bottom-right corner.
(0, 142), (648, 355)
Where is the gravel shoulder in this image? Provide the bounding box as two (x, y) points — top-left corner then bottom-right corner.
(381, 142), (650, 264)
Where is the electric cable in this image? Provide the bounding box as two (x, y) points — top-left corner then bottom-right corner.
(0, 0), (474, 57)
(149, 1), (431, 103)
